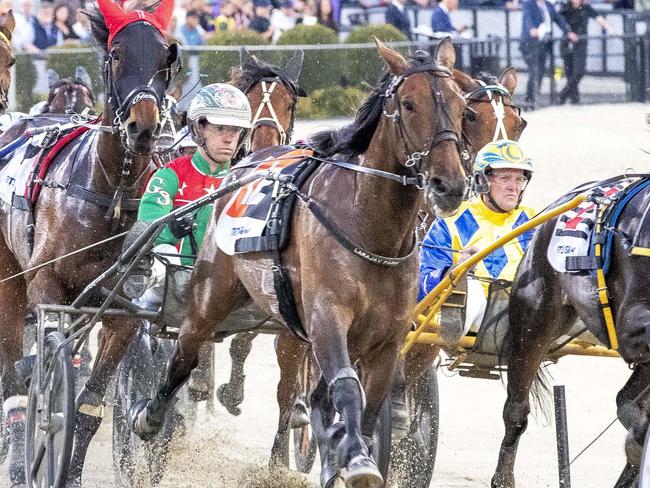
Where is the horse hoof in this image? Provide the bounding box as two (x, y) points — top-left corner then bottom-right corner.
(342, 455), (383, 488)
(128, 399), (160, 441)
(491, 473), (515, 488)
(290, 398), (310, 429)
(217, 384), (242, 416)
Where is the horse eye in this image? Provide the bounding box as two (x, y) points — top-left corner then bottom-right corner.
(464, 110), (476, 122)
(402, 100), (414, 112)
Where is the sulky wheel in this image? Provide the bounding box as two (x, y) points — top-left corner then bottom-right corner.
(388, 365), (439, 488)
(638, 424), (650, 488)
(25, 331), (75, 488)
(112, 325), (184, 487)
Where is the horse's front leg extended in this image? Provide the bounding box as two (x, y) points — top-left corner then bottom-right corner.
(68, 317), (139, 486)
(309, 306), (383, 488)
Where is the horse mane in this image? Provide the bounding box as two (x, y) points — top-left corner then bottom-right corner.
(475, 71), (501, 86)
(309, 50), (438, 159)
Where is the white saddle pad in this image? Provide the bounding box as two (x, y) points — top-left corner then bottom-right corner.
(0, 133), (47, 206)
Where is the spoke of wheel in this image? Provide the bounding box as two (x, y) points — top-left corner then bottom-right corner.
(48, 432), (55, 486)
(31, 439), (46, 482)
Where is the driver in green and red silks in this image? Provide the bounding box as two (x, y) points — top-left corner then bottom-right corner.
(124, 83), (252, 309)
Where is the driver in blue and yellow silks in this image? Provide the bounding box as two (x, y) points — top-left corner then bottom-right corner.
(419, 139), (536, 341)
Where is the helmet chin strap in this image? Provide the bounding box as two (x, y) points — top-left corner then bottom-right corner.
(483, 192), (516, 213)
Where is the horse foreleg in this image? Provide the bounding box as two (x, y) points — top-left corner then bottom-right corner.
(310, 375), (338, 487)
(0, 249), (27, 486)
(216, 331), (257, 416)
(67, 317), (139, 486)
(359, 342), (400, 458)
(310, 309), (383, 488)
(270, 332), (306, 468)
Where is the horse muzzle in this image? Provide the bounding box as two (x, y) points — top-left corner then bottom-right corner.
(123, 99), (162, 155)
(425, 175), (465, 217)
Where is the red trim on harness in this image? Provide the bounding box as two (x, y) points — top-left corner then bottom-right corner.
(29, 124), (92, 204)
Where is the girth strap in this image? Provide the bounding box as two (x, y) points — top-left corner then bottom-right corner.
(67, 183), (140, 211)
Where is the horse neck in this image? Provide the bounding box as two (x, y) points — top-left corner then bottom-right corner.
(92, 105), (151, 196)
(347, 117), (422, 256)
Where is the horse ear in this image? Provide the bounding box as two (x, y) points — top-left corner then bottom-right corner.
(46, 69), (60, 89)
(0, 10), (15, 37)
(374, 37), (407, 76)
(451, 68), (475, 93)
(499, 67), (517, 96)
(75, 66), (92, 89)
(239, 46), (259, 69)
(435, 37), (456, 70)
(153, 0), (174, 32)
(282, 49), (304, 84)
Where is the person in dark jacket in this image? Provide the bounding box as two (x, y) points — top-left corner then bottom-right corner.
(431, 0), (466, 34)
(520, 0), (577, 105)
(386, 0), (412, 39)
(559, 0), (614, 103)
(32, 1), (60, 50)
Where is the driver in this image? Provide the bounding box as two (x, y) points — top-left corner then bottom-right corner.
(418, 139), (536, 343)
(124, 83), (252, 309)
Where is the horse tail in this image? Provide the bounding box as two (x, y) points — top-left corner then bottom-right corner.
(530, 364), (553, 423)
(497, 322), (553, 423)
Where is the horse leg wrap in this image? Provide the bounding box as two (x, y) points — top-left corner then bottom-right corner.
(329, 367), (366, 411)
(69, 388), (105, 486)
(4, 396), (27, 485)
(618, 401), (645, 431)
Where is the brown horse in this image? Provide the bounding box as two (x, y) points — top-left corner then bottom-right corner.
(129, 38), (466, 488)
(216, 64), (528, 471)
(41, 66), (96, 115)
(0, 0), (178, 485)
(0, 10), (14, 114)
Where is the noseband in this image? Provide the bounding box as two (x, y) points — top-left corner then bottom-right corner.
(247, 76), (297, 146)
(382, 65), (468, 190)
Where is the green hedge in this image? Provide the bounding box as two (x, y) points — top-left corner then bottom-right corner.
(15, 54), (38, 112)
(198, 30), (266, 84)
(343, 24), (408, 88)
(277, 24), (339, 93)
(297, 85), (366, 119)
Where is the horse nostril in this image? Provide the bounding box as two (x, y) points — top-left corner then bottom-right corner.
(126, 120), (138, 136)
(431, 177), (448, 196)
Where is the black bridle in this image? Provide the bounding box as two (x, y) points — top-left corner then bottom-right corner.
(381, 64), (469, 192)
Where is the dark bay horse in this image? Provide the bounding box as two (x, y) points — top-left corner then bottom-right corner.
(0, 0), (178, 485)
(129, 38), (467, 488)
(40, 66), (96, 114)
(491, 178), (650, 488)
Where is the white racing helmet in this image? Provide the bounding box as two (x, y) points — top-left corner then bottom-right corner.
(187, 83), (252, 148)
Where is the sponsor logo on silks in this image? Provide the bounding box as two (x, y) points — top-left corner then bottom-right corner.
(5, 175), (14, 185)
(353, 247), (400, 266)
(556, 245), (576, 254)
(230, 226), (250, 236)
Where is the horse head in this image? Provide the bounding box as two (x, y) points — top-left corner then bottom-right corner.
(0, 11), (16, 113)
(91, 0), (179, 155)
(376, 38), (467, 216)
(46, 67), (96, 114)
(453, 67), (527, 172)
(234, 47), (306, 151)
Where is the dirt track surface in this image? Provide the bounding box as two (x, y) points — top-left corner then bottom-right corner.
(2, 103), (648, 488)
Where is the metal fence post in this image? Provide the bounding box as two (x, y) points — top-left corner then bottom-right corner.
(554, 385), (571, 488)
(505, 9), (512, 68)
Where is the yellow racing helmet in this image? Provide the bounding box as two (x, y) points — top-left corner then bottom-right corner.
(473, 139), (532, 194)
